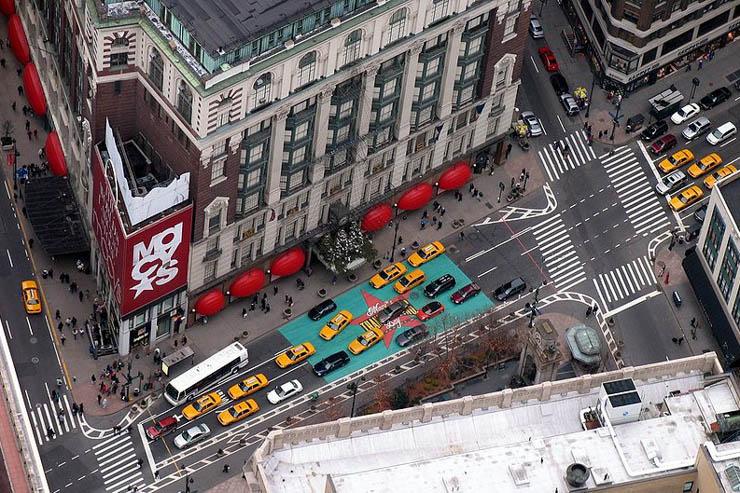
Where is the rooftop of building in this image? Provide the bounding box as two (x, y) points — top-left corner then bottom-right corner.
(718, 171), (740, 229)
(161, 0), (334, 56)
(250, 354), (740, 492)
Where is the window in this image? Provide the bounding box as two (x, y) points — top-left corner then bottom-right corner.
(418, 82), (436, 101)
(375, 127), (391, 146)
(216, 100), (231, 128)
(429, 0), (449, 23)
(252, 73), (272, 108)
(208, 211), (222, 234)
(703, 209), (725, 270)
(112, 37), (129, 48)
(110, 52), (128, 66)
(333, 125), (350, 144)
(503, 14), (519, 39)
(378, 103), (394, 122)
(177, 81), (193, 124)
(466, 37), (483, 56)
(148, 49), (164, 91)
(417, 106), (433, 126)
(248, 144), (264, 164)
(206, 235), (220, 255)
(387, 9), (407, 44)
(297, 52), (317, 88)
(458, 62), (478, 81)
(203, 261), (217, 283)
(338, 101), (354, 120)
(211, 160), (226, 183)
(383, 79), (398, 98)
(718, 242), (739, 301)
(343, 30), (362, 66)
(495, 66), (509, 89)
(458, 85), (474, 105)
(425, 57), (441, 77)
(246, 168), (262, 188)
(294, 121), (310, 141)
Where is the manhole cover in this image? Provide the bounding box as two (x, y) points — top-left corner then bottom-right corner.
(484, 202), (494, 210)
(29, 337), (37, 345)
(31, 356), (39, 364)
(448, 245), (459, 254)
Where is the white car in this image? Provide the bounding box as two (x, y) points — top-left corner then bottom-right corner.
(670, 103), (700, 125)
(173, 424), (210, 449)
(529, 16), (544, 39)
(707, 122), (737, 145)
(682, 117), (711, 141)
(267, 379), (303, 404)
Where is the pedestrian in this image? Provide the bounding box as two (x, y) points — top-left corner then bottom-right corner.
(554, 141), (560, 151)
(11, 101), (16, 112)
(459, 231), (465, 241)
(137, 457), (143, 468)
(457, 191), (462, 202)
(48, 268), (54, 279)
(0, 58), (6, 68)
(250, 302), (255, 311)
(562, 142), (569, 155)
(223, 464), (230, 473)
(265, 303), (270, 313)
(273, 285), (278, 296)
(593, 304), (598, 314)
(690, 317), (697, 328)
(672, 337), (678, 344)
(691, 328), (697, 340)
(72, 403), (79, 415)
(678, 337), (684, 345)
(586, 307), (592, 318)
(440, 207), (446, 216)
(288, 296), (293, 307)
(685, 63), (691, 72)
(57, 321), (63, 332)
(17, 85), (23, 96)
(422, 210), (428, 219)
(331, 274), (337, 285)
(28, 238), (34, 249)
(91, 374), (96, 384)
(505, 143), (512, 159)
(79, 291), (84, 302)
(72, 329), (77, 340)
(432, 216), (437, 225)
(436, 221), (442, 230)
(284, 294), (290, 304)
(55, 309), (61, 320)
(470, 185), (476, 197)
(154, 470), (159, 480)
(79, 403), (84, 415)
(432, 200), (440, 211)
(97, 394), (102, 405)
(47, 427), (55, 440)
(397, 236), (403, 245)
(469, 183), (474, 193)
(420, 219), (426, 230)
(698, 59), (703, 70)
(25, 120), (30, 131)
(33, 129), (38, 139)
(400, 247), (407, 257)
(242, 308), (248, 318)
(51, 389), (57, 401)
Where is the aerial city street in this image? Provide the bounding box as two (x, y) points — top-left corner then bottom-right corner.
(0, 0), (739, 492)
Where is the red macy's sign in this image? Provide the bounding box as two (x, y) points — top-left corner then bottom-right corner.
(91, 152), (192, 316)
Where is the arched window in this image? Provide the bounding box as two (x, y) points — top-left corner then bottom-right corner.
(342, 30), (362, 67)
(387, 9), (407, 44)
(111, 37), (129, 48)
(252, 73), (272, 109)
(177, 80), (193, 124)
(148, 48), (164, 91)
(296, 52), (317, 88)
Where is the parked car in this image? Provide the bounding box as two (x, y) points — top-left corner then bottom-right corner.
(494, 277), (527, 301)
(521, 111), (544, 137)
(559, 93), (580, 116)
(538, 47), (559, 72)
(451, 283), (481, 304)
(655, 170), (688, 195)
(145, 416), (178, 441)
(308, 299), (337, 321)
(396, 325), (430, 347)
(641, 120), (668, 141)
(706, 122), (737, 145)
(670, 103), (700, 125)
(267, 380), (303, 404)
(529, 15), (544, 38)
(650, 134), (677, 154)
(699, 87), (732, 110)
(377, 300), (408, 325)
(681, 117), (711, 141)
(173, 424), (210, 449)
(424, 274), (456, 298)
(416, 301), (445, 321)
(549, 73), (569, 96)
(312, 351), (351, 377)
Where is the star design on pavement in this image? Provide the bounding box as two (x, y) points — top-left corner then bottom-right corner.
(351, 289), (424, 347)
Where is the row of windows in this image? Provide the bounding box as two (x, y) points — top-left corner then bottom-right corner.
(703, 208), (726, 270)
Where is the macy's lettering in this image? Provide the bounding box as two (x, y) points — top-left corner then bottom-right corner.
(366, 301), (390, 318)
(130, 223), (183, 299)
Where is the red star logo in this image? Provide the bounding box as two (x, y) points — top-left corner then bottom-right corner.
(351, 290), (424, 347)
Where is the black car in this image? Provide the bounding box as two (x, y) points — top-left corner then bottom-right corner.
(312, 351), (350, 377)
(641, 120), (668, 141)
(549, 73), (569, 96)
(699, 87), (731, 110)
(378, 300), (408, 325)
(694, 204), (708, 223)
(494, 277), (527, 301)
(396, 325), (430, 348)
(308, 299), (337, 321)
(424, 274), (456, 298)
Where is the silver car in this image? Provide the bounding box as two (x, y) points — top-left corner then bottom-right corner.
(173, 424), (210, 449)
(559, 94), (580, 116)
(682, 117), (711, 141)
(529, 16), (544, 39)
(521, 111), (543, 137)
(655, 170), (688, 195)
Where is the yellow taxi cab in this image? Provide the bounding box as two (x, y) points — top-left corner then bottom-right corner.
(217, 399), (259, 426)
(687, 153), (723, 178)
(658, 149), (694, 173)
(21, 280), (42, 314)
(669, 185), (704, 211)
(368, 262), (407, 289)
(227, 373), (269, 400)
(407, 241), (445, 267)
(319, 310), (353, 340)
(182, 392), (222, 420)
(394, 269), (426, 294)
(348, 327), (385, 355)
(704, 164), (737, 189)
(275, 342), (316, 368)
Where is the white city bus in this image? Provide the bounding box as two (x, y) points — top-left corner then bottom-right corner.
(164, 342), (249, 405)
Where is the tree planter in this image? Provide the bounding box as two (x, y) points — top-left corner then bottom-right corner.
(283, 308), (293, 319)
(372, 259), (383, 269)
(346, 273), (358, 283)
(317, 288), (327, 298)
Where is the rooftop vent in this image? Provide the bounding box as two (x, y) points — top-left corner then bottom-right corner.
(508, 463), (529, 486)
(726, 464), (740, 492)
(565, 463), (590, 488)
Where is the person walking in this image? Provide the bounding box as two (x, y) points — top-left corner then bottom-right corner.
(55, 309), (61, 320)
(242, 308), (248, 318)
(97, 394), (102, 405)
(273, 285), (278, 296)
(17, 85), (23, 96)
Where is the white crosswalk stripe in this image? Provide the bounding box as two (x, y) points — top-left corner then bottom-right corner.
(601, 147), (671, 235)
(593, 256), (658, 309)
(29, 394), (82, 445)
(532, 215), (586, 291)
(537, 130), (597, 181)
(93, 433), (144, 492)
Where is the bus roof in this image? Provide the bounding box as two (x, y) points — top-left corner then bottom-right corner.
(167, 342), (248, 389)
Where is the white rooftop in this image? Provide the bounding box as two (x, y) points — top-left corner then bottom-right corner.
(255, 360), (740, 493)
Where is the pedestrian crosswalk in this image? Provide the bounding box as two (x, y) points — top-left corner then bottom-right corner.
(27, 386), (82, 446)
(93, 432), (144, 492)
(538, 130), (597, 181)
(532, 214), (586, 292)
(593, 256), (658, 309)
(601, 147), (671, 236)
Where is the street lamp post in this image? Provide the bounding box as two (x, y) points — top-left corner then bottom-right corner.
(388, 217), (401, 262)
(539, 0), (547, 16)
(584, 72), (597, 119)
(347, 382), (359, 418)
(527, 285), (541, 328)
(497, 181), (505, 203)
(522, 171), (530, 191)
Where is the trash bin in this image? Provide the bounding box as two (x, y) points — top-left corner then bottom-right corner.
(672, 291), (682, 308)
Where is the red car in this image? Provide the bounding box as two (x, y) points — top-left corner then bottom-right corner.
(650, 134), (677, 155)
(451, 283), (481, 304)
(145, 416), (178, 440)
(417, 301), (445, 321)
(538, 47), (559, 72)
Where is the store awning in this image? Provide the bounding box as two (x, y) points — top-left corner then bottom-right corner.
(24, 176), (89, 256)
(229, 268), (265, 298)
(44, 131), (68, 176)
(360, 203), (393, 232)
(8, 15), (30, 65)
(194, 289), (226, 317)
(22, 63), (47, 116)
(438, 161), (472, 190)
(270, 247), (305, 277)
(397, 183), (433, 211)
(0, 0), (15, 16)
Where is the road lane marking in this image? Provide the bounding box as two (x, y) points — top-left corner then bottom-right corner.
(26, 317), (33, 336)
(477, 266), (498, 277)
(6, 249), (12, 267)
(721, 137), (736, 148)
(556, 114), (566, 132)
(530, 55), (539, 73)
(602, 290), (662, 318)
